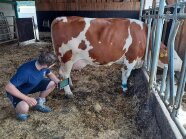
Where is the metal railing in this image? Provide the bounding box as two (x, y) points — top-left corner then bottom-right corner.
(140, 0), (186, 137)
(0, 12), (18, 45)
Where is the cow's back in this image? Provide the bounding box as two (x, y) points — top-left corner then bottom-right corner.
(51, 16), (148, 66)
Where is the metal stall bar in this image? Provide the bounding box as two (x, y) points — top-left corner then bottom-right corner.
(160, 65), (168, 98)
(149, 0), (165, 88)
(143, 16), (152, 69)
(0, 14), (18, 45)
(165, 6), (179, 106)
(149, 7), (158, 72)
(173, 49), (186, 137)
(139, 0), (144, 21)
(174, 49), (186, 114)
(142, 0), (186, 137)
(170, 3), (185, 107)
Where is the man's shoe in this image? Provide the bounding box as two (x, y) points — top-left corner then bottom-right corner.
(16, 113), (30, 121)
(33, 104), (52, 113)
(32, 97), (52, 113)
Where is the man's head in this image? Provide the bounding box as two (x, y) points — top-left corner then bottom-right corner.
(37, 51), (57, 67)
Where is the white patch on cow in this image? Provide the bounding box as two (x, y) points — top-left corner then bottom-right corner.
(122, 58), (137, 91)
(129, 19), (144, 30)
(98, 41), (101, 44)
(111, 42), (113, 45)
(103, 55), (125, 66)
(134, 58), (143, 69)
(123, 28), (132, 51)
(173, 50), (182, 71)
(55, 17), (68, 22)
(177, 105), (186, 127)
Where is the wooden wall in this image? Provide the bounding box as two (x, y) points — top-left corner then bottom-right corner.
(35, 0), (140, 11)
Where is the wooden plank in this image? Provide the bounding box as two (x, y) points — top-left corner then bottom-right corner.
(78, 0), (87, 3)
(36, 1), (140, 11)
(91, 0), (97, 3)
(107, 0), (113, 2)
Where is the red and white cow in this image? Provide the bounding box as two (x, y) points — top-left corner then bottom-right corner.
(51, 16), (182, 98)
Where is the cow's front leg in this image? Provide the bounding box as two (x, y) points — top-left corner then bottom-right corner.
(121, 61), (136, 94)
(121, 67), (130, 92)
(69, 76), (73, 86)
(59, 62), (74, 98)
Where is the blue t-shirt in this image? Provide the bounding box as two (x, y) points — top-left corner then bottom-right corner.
(10, 60), (50, 94)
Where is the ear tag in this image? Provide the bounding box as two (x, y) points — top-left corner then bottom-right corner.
(160, 53), (164, 58)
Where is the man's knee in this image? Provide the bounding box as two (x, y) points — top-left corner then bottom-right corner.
(15, 101), (29, 114)
(47, 81), (56, 90)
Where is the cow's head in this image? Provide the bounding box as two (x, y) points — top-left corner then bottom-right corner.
(158, 44), (182, 71)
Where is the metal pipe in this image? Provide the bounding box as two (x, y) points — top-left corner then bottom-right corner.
(151, 18), (157, 53)
(147, 52), (151, 71)
(143, 13), (186, 20)
(0, 32), (16, 36)
(164, 75), (170, 103)
(0, 39), (18, 45)
(174, 49), (186, 112)
(174, 116), (186, 136)
(139, 0), (145, 20)
(149, 0), (165, 88)
(142, 1), (186, 12)
(160, 65), (168, 98)
(167, 2), (182, 106)
(169, 22), (179, 106)
(167, 15), (180, 106)
(171, 4), (185, 114)
(13, 16), (19, 46)
(144, 18), (152, 68)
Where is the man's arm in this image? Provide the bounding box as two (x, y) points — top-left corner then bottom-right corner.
(47, 72), (60, 84)
(5, 82), (37, 106)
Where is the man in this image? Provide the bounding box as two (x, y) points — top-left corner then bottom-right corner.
(5, 51), (60, 121)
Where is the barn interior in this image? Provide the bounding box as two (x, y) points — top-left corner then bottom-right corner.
(0, 0), (186, 139)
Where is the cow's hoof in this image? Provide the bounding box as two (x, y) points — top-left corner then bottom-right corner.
(123, 90), (132, 97)
(123, 91), (128, 97)
(122, 84), (127, 90)
(64, 94), (74, 99)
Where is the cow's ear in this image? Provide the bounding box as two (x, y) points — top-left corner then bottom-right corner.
(161, 43), (167, 50)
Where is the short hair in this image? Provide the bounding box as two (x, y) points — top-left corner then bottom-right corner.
(37, 51), (57, 66)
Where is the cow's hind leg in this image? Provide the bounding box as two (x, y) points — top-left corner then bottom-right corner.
(59, 62), (74, 98)
(121, 60), (136, 94)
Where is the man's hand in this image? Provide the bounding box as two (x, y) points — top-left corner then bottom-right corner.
(25, 97), (37, 107)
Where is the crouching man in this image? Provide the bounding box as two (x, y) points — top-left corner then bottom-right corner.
(5, 51), (60, 121)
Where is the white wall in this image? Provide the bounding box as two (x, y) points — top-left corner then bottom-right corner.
(18, 6), (37, 25)
(0, 3), (15, 16)
(144, 0), (153, 9)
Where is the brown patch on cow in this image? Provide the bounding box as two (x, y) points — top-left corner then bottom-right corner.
(78, 40), (86, 50)
(61, 50), (72, 63)
(86, 18), (129, 65)
(125, 22), (147, 63)
(51, 16), (86, 57)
